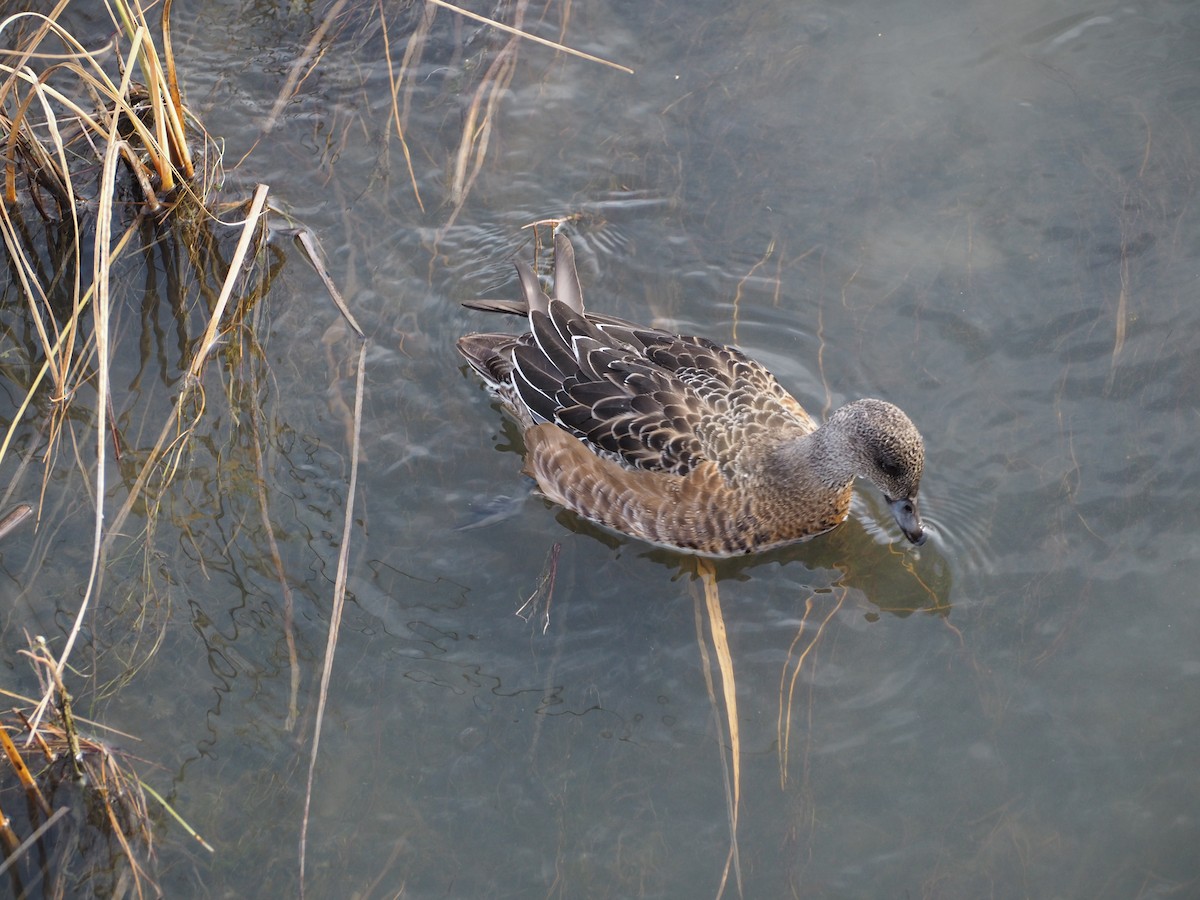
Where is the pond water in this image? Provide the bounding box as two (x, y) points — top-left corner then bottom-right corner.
(3, 0), (1200, 896)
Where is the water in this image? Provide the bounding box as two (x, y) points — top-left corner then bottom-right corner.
(2, 0), (1199, 896)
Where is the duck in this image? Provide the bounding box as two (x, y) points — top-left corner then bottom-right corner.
(457, 231), (927, 557)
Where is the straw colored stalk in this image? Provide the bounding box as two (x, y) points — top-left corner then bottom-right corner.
(25, 30), (148, 735)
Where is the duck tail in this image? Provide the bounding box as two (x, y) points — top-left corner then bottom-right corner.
(461, 233), (585, 319)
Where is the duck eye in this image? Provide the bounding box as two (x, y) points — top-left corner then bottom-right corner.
(877, 457), (904, 479)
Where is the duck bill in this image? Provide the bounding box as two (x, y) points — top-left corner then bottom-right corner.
(887, 496), (926, 545)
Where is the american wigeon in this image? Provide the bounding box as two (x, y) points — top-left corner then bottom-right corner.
(458, 232), (926, 556)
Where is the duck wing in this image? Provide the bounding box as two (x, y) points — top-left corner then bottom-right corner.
(634, 331), (818, 481)
(511, 299), (815, 479)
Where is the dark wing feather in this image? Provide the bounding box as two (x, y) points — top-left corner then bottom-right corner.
(528, 309), (579, 379)
(511, 343), (562, 423)
(554, 344), (709, 475)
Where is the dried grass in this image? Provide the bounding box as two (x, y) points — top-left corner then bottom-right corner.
(0, 0), (359, 890)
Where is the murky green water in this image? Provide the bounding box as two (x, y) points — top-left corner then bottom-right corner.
(3, 0), (1199, 896)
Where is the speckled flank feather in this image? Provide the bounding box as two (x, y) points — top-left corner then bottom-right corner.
(457, 232), (927, 556)
(521, 424), (853, 556)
